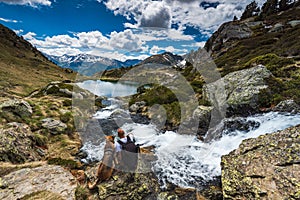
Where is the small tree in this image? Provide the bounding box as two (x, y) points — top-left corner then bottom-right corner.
(241, 1), (260, 20)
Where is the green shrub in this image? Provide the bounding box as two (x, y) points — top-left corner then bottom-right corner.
(32, 133), (48, 147)
(75, 186), (89, 200)
(60, 112), (72, 123)
(244, 53), (295, 77)
(63, 99), (72, 107)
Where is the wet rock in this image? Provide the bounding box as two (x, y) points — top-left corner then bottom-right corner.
(0, 99), (32, 122)
(221, 125), (300, 200)
(95, 96), (107, 108)
(0, 122), (41, 163)
(222, 117), (260, 135)
(129, 101), (147, 113)
(272, 99), (300, 114)
(41, 118), (67, 135)
(0, 165), (77, 200)
(203, 65), (272, 117)
(131, 113), (150, 125)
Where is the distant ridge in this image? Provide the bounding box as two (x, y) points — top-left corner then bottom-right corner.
(139, 52), (183, 66)
(46, 54), (141, 76)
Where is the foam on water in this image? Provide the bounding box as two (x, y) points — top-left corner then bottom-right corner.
(151, 112), (300, 188)
(82, 99), (300, 189)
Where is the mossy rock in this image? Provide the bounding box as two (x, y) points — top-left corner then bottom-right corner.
(47, 157), (81, 169)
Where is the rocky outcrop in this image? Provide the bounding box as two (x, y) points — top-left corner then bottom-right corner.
(0, 99), (32, 122)
(272, 99), (300, 114)
(203, 65), (272, 117)
(221, 125), (300, 200)
(85, 159), (201, 200)
(41, 118), (67, 135)
(34, 81), (92, 99)
(0, 122), (42, 163)
(0, 164), (77, 200)
(204, 21), (253, 57)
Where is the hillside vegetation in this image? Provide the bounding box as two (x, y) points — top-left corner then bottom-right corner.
(0, 24), (76, 96)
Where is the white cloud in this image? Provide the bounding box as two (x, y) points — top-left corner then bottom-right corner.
(182, 41), (206, 48)
(22, 32), (37, 40)
(39, 47), (82, 57)
(22, 29), (150, 60)
(100, 0), (267, 33)
(150, 45), (188, 55)
(0, 17), (19, 23)
(13, 29), (24, 34)
(0, 0), (51, 7)
(109, 29), (145, 52)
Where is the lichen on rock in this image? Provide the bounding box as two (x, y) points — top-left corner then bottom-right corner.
(0, 164), (77, 200)
(203, 65), (273, 117)
(221, 125), (300, 199)
(0, 122), (42, 163)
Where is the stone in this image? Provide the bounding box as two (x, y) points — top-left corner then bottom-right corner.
(269, 23), (284, 32)
(203, 65), (272, 117)
(0, 165), (77, 200)
(272, 99), (300, 114)
(221, 125), (300, 199)
(0, 99), (32, 122)
(41, 118), (67, 135)
(0, 122), (41, 163)
(288, 20), (300, 27)
(129, 101), (147, 113)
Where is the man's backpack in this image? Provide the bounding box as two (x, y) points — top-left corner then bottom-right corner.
(117, 135), (140, 153)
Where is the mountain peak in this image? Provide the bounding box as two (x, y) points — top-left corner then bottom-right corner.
(140, 52), (183, 66)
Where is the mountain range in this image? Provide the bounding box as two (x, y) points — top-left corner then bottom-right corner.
(46, 54), (141, 76)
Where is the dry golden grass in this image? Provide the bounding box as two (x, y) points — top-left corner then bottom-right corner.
(0, 24), (77, 97)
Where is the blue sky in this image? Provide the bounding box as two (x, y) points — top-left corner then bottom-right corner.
(0, 0), (264, 61)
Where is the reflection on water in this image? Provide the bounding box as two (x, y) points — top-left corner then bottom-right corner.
(76, 80), (138, 97)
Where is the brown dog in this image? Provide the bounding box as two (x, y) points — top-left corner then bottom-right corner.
(88, 135), (116, 189)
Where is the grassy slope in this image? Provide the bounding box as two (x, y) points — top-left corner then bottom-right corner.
(212, 7), (300, 75)
(0, 24), (76, 96)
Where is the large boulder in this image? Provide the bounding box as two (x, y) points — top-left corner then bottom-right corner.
(41, 118), (67, 135)
(0, 99), (32, 122)
(0, 164), (77, 200)
(203, 65), (272, 117)
(34, 81), (92, 99)
(0, 122), (42, 163)
(221, 125), (300, 199)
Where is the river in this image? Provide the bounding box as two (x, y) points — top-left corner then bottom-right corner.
(77, 80), (300, 189)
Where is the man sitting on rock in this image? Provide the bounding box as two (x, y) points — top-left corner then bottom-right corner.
(115, 128), (139, 172)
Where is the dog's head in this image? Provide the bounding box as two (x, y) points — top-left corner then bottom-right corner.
(105, 135), (115, 143)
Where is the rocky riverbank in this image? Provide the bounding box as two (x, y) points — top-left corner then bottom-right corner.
(221, 125), (300, 200)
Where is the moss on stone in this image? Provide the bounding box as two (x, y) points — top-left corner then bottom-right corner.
(47, 157), (80, 169)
